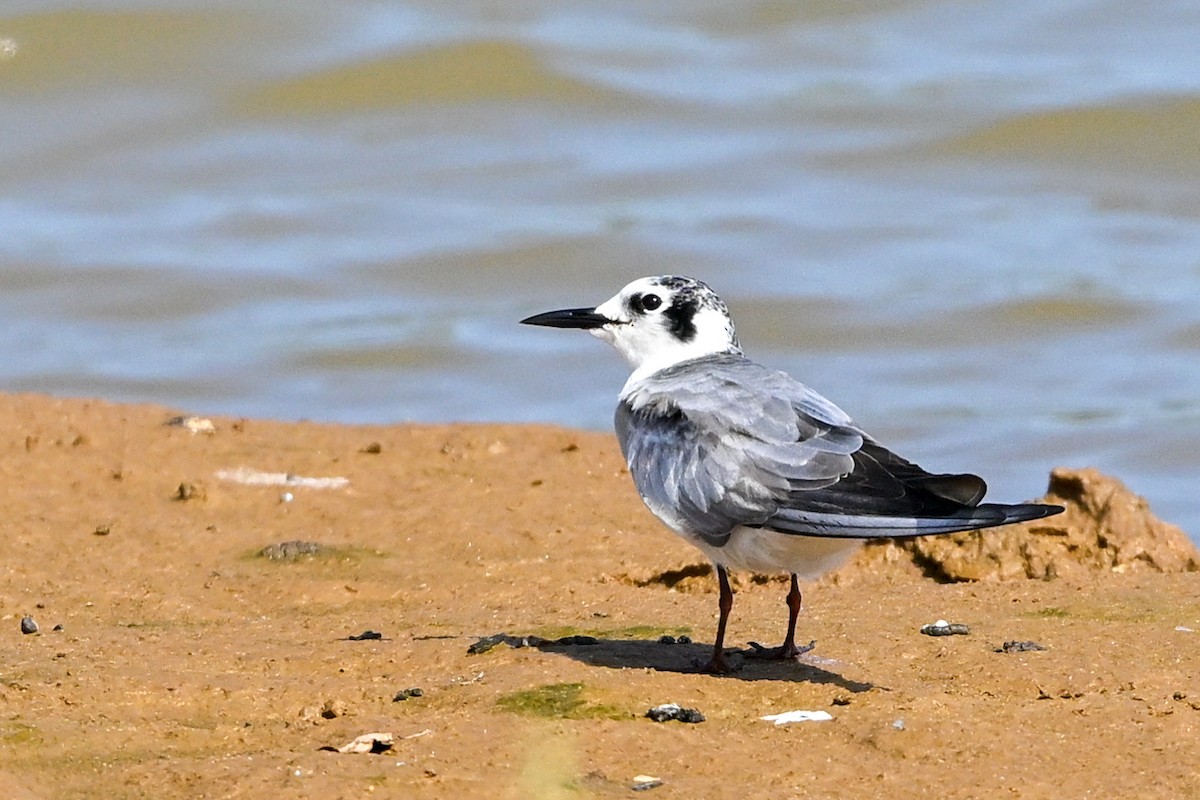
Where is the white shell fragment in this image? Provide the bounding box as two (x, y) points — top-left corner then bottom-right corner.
(216, 467), (349, 490)
(331, 733), (395, 754)
(167, 415), (216, 435)
(760, 710), (834, 725)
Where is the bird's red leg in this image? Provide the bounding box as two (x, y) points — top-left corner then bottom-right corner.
(701, 564), (734, 673)
(781, 573), (805, 657)
(746, 573), (815, 660)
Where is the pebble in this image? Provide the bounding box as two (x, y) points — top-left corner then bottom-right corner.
(20, 615), (38, 635)
(320, 699), (349, 719)
(920, 620), (971, 636)
(393, 688), (424, 702)
(348, 630), (383, 641)
(631, 776), (664, 792)
(657, 635), (692, 645)
(174, 482), (205, 501)
(997, 640), (1047, 653)
(646, 703), (705, 724)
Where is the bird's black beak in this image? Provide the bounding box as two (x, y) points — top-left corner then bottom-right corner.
(520, 307), (613, 330)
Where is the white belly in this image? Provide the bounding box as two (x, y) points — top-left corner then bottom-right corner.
(688, 526), (861, 580)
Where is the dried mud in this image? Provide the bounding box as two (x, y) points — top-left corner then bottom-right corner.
(1, 393), (1198, 799)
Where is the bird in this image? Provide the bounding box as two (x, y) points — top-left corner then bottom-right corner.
(521, 275), (1064, 673)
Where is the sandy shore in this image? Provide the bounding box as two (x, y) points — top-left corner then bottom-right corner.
(1, 393), (1197, 799)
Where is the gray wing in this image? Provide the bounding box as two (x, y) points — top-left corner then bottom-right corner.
(616, 353), (1060, 545)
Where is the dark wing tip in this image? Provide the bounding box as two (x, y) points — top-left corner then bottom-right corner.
(916, 473), (988, 507)
(994, 501), (1065, 524)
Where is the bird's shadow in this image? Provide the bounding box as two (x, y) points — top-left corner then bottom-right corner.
(472, 633), (875, 691)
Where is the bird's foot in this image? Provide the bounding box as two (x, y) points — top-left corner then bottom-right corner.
(744, 639), (816, 661)
(695, 651), (738, 674)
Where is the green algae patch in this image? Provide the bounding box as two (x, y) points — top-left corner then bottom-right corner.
(1, 720), (42, 747)
(246, 541), (386, 564)
(496, 683), (628, 720)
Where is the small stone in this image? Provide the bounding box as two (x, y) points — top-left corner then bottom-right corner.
(646, 703), (705, 723)
(631, 776), (663, 792)
(677, 635), (692, 644)
(93, 524), (111, 537)
(348, 630), (383, 641)
(892, 719), (906, 731)
(997, 640), (1047, 653)
(320, 699), (348, 719)
(174, 482), (205, 501)
(392, 688), (424, 702)
(831, 696), (852, 707)
(658, 635), (676, 644)
(920, 620), (970, 636)
(360, 442), (383, 454)
(52, 624), (64, 632)
(20, 616), (38, 634)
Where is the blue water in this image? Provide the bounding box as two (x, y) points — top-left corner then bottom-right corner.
(1, 0), (1198, 534)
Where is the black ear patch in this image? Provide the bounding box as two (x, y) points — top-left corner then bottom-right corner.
(662, 294), (698, 342)
(640, 275), (739, 350)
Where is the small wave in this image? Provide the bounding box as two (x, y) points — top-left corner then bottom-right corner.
(0, 8), (260, 91)
(932, 97), (1200, 175)
(736, 293), (1147, 352)
(238, 39), (626, 115)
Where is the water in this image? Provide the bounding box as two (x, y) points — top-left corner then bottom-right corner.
(1, 1), (1198, 536)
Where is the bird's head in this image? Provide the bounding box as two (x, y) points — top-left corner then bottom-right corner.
(521, 276), (741, 380)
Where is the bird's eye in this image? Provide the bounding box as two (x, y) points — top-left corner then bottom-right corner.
(641, 293), (662, 311)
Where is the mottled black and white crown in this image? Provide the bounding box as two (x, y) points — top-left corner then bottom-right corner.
(591, 276), (742, 381)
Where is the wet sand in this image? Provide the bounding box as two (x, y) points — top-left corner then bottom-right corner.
(1, 393), (1197, 798)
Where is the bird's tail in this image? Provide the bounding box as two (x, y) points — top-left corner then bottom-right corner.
(767, 501), (1064, 539)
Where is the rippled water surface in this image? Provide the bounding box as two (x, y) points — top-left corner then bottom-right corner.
(2, 1), (1198, 534)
